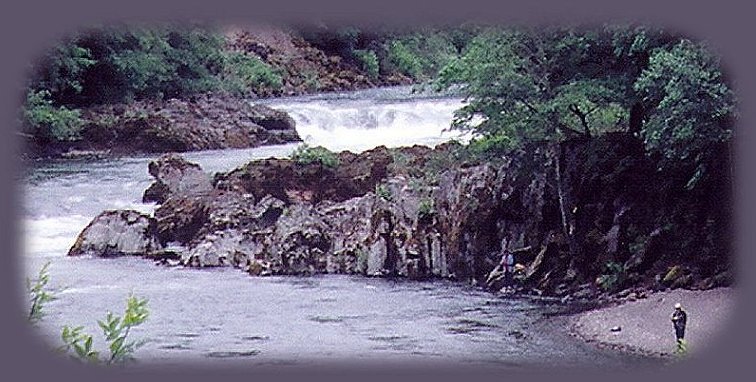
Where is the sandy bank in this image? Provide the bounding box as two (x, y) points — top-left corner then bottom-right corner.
(569, 287), (736, 358)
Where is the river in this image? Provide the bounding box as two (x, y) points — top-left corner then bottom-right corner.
(20, 86), (654, 369)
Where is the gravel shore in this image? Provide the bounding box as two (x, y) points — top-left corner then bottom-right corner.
(569, 287), (735, 359)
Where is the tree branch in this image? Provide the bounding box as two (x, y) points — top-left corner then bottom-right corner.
(568, 103), (592, 138)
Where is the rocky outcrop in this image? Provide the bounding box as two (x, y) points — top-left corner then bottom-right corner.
(214, 145), (395, 203)
(71, 95), (300, 156)
(225, 25), (412, 97)
(70, 134), (733, 299)
(68, 210), (162, 257)
(143, 154), (213, 203)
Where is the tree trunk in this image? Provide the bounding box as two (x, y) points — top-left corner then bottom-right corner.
(629, 102), (644, 136)
(554, 144), (579, 260)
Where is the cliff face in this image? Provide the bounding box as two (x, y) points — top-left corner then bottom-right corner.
(69, 134), (733, 298)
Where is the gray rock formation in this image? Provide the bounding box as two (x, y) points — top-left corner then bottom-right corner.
(143, 154), (213, 203)
(74, 96), (301, 156)
(68, 210), (162, 257)
(69, 134), (733, 298)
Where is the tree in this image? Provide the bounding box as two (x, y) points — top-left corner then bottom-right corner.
(634, 39), (735, 188)
(435, 27), (634, 152)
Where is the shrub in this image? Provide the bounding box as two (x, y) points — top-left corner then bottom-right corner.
(353, 49), (380, 79)
(29, 26), (286, 105)
(27, 261), (55, 324)
(301, 69), (322, 92)
(375, 183), (392, 201)
(462, 134), (517, 161)
(60, 294), (150, 365)
(355, 248), (369, 274)
(222, 52), (283, 95)
(595, 261), (627, 292)
(27, 263), (149, 365)
(418, 197), (435, 220)
(290, 144), (340, 168)
(23, 90), (84, 142)
(385, 33), (459, 80)
(387, 40), (423, 78)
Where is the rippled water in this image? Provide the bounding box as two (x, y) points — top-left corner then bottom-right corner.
(21, 87), (653, 369)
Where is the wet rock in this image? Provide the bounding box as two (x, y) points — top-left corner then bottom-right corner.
(154, 194), (212, 244)
(68, 210), (162, 257)
(248, 104), (296, 131)
(143, 154), (213, 203)
(214, 145), (394, 204)
(170, 194), (286, 267)
(70, 132), (732, 298)
(76, 95), (301, 156)
(183, 230), (244, 267)
(269, 204), (331, 274)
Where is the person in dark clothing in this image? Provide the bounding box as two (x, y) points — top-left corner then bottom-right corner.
(671, 303), (688, 343)
(499, 249), (515, 286)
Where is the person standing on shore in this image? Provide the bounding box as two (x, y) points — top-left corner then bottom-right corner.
(671, 303), (688, 344)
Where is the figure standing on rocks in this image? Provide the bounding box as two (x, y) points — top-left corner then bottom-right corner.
(499, 247), (515, 287)
(671, 302), (688, 344)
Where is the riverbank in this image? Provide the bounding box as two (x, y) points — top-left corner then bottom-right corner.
(568, 287), (736, 359)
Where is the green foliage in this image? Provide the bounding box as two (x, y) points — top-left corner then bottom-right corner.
(60, 294), (150, 365)
(98, 294), (150, 364)
(634, 39), (735, 187)
(375, 183), (392, 201)
(434, 25), (735, 195)
(60, 326), (99, 363)
(353, 49), (380, 79)
(76, 26), (229, 102)
(27, 261), (56, 324)
(463, 134), (518, 160)
(385, 33), (458, 80)
(28, 263), (149, 365)
(290, 143), (340, 168)
(435, 28), (631, 150)
(222, 52), (283, 95)
(355, 248), (369, 274)
(23, 90), (84, 141)
(596, 261), (627, 292)
(387, 41), (423, 78)
(418, 197), (435, 220)
(28, 25), (284, 107)
(33, 40), (95, 99)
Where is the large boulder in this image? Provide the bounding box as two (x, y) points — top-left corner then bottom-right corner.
(154, 194), (212, 244)
(143, 154), (213, 203)
(68, 210), (162, 257)
(248, 104), (296, 131)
